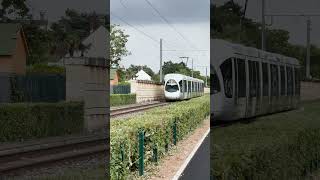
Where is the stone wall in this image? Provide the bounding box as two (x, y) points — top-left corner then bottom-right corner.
(301, 81), (320, 101)
(130, 80), (165, 103)
(65, 58), (109, 132)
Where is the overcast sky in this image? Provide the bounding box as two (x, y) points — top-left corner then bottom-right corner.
(27, 0), (107, 21)
(212, 0), (320, 47)
(111, 0), (210, 76)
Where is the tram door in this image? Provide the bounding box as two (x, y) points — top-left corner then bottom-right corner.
(234, 57), (247, 118)
(246, 60), (260, 117)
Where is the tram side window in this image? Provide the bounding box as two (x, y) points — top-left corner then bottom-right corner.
(237, 59), (246, 98)
(249, 61), (258, 97)
(287, 67), (293, 96)
(262, 63), (269, 96)
(280, 66), (286, 95)
(184, 80), (187, 92)
(179, 80), (183, 93)
(271, 64), (279, 96)
(211, 65), (221, 94)
(295, 68), (300, 95)
(255, 61), (261, 97)
(220, 58), (233, 98)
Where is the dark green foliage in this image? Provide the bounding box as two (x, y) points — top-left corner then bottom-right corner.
(110, 96), (210, 179)
(110, 94), (136, 107)
(211, 1), (320, 79)
(1, 0), (29, 18)
(0, 102), (84, 142)
(212, 100), (320, 180)
(162, 61), (208, 83)
(27, 64), (65, 74)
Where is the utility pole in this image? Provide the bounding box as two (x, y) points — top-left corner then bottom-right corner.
(206, 66), (208, 87)
(160, 38), (163, 83)
(306, 18), (311, 79)
(264, 13), (320, 79)
(191, 58), (194, 78)
(261, 0), (266, 50)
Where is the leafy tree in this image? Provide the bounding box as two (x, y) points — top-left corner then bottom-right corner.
(23, 23), (53, 65)
(211, 0), (320, 79)
(161, 61), (209, 85)
(110, 24), (130, 67)
(50, 9), (103, 58)
(125, 65), (155, 80)
(1, 0), (29, 18)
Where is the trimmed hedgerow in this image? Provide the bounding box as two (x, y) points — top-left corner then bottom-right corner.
(212, 100), (320, 180)
(27, 64), (65, 74)
(110, 94), (136, 107)
(110, 95), (210, 179)
(0, 102), (84, 142)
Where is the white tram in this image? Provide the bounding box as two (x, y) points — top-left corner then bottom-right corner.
(164, 73), (204, 100)
(211, 39), (301, 121)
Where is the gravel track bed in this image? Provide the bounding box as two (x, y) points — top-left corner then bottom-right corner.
(2, 154), (107, 179)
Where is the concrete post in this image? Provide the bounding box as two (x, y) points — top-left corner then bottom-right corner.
(65, 57), (109, 132)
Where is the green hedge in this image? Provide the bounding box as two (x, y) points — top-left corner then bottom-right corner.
(27, 64), (65, 74)
(110, 94), (136, 107)
(0, 102), (84, 142)
(110, 96), (209, 179)
(212, 100), (320, 180)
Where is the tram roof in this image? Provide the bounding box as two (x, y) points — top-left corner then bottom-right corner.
(211, 39), (300, 66)
(164, 73), (204, 83)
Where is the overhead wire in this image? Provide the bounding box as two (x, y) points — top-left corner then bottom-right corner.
(111, 12), (159, 46)
(143, 0), (199, 50)
(115, 0), (198, 51)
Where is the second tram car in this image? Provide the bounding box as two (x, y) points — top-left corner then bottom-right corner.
(211, 39), (301, 121)
(164, 74), (204, 100)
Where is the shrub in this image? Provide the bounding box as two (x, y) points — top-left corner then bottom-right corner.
(110, 94), (136, 107)
(212, 100), (320, 180)
(27, 64), (65, 74)
(0, 102), (84, 142)
(110, 96), (210, 179)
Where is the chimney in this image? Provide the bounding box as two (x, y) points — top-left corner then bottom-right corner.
(40, 11), (45, 21)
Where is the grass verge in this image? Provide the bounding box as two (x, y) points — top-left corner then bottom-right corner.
(211, 100), (320, 180)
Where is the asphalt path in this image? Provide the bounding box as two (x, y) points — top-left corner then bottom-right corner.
(179, 134), (210, 180)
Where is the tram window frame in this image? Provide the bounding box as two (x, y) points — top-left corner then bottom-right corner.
(220, 58), (233, 98)
(165, 80), (179, 92)
(184, 80), (187, 92)
(237, 58), (246, 98)
(280, 66), (286, 95)
(256, 61), (261, 97)
(295, 68), (300, 95)
(270, 64), (279, 96)
(179, 80), (183, 93)
(262, 63), (269, 96)
(287, 67), (294, 96)
(211, 65), (221, 94)
(249, 60), (257, 97)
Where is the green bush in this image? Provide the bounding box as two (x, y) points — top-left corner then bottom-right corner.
(27, 64), (65, 74)
(110, 94), (136, 107)
(212, 100), (320, 180)
(0, 102), (84, 142)
(110, 96), (210, 179)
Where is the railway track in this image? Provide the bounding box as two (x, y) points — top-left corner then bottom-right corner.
(0, 134), (107, 174)
(110, 102), (169, 118)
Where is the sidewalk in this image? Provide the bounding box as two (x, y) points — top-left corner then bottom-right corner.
(144, 118), (210, 180)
